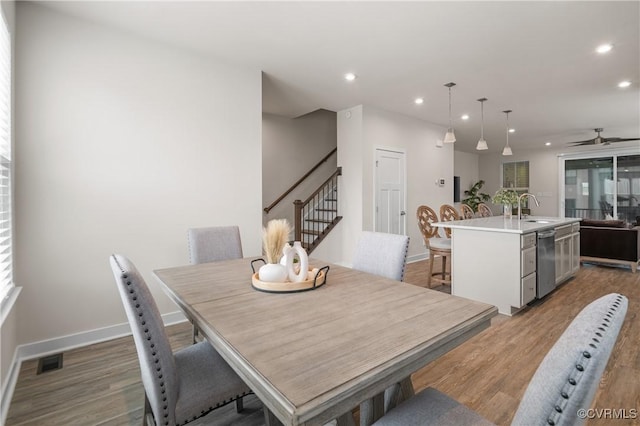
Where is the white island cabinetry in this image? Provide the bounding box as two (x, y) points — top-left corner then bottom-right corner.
(436, 216), (581, 316)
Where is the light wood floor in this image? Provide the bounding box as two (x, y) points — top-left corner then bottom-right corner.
(6, 260), (639, 425)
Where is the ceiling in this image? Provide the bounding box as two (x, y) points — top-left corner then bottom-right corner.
(39, 1), (640, 154)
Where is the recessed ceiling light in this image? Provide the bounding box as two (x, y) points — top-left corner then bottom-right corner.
(509, 128), (515, 133)
(461, 114), (470, 120)
(414, 98), (424, 105)
(618, 80), (631, 88)
(596, 43), (613, 54)
(344, 73), (357, 81)
(545, 142), (552, 146)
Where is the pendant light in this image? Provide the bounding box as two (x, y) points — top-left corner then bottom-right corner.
(443, 82), (456, 143)
(502, 109), (513, 156)
(476, 98), (488, 150)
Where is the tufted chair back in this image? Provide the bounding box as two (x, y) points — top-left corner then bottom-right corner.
(188, 226), (243, 264)
(110, 254), (179, 426)
(372, 293), (628, 426)
(512, 292), (628, 425)
(352, 231), (410, 282)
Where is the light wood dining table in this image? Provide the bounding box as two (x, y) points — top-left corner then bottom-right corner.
(153, 257), (498, 426)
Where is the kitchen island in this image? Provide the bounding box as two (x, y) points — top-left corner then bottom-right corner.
(435, 216), (581, 315)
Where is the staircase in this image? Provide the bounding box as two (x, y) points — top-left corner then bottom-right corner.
(294, 167), (342, 253)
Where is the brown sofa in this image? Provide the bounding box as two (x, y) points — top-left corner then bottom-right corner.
(580, 219), (640, 272)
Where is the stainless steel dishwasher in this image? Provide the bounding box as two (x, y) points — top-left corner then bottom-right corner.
(536, 229), (556, 298)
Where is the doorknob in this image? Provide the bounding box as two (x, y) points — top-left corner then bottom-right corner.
(400, 211), (406, 216)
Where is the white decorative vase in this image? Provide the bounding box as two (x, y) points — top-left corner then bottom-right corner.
(283, 241), (309, 283)
(258, 262), (288, 283)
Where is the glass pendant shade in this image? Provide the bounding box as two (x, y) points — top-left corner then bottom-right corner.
(502, 109), (513, 156)
(444, 130), (456, 144)
(443, 82), (456, 143)
(436, 139), (444, 148)
(476, 98), (488, 150)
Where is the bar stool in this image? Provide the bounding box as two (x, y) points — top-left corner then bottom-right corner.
(477, 203), (493, 217)
(460, 204), (474, 219)
(439, 204), (460, 238)
(416, 205), (451, 288)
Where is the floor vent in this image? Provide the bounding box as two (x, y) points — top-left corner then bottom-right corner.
(37, 353), (63, 374)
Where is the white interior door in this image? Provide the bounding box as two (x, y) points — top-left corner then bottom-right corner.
(375, 148), (406, 234)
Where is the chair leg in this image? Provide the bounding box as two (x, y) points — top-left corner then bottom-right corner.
(235, 396), (244, 413)
(441, 255), (446, 281)
(143, 393), (152, 426)
(427, 253), (434, 288)
(192, 323), (198, 344)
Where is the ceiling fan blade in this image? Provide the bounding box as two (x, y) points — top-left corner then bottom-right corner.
(603, 137), (640, 143)
(567, 138), (596, 145)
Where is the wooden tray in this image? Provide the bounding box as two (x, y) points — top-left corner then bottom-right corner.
(251, 266), (329, 293)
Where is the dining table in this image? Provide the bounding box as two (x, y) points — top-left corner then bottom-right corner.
(153, 257), (498, 426)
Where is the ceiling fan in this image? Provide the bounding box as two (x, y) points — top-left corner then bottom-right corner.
(568, 128), (640, 146)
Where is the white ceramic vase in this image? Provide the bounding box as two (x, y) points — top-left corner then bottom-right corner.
(258, 262), (288, 283)
(282, 241), (309, 283)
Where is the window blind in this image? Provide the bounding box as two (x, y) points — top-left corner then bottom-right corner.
(0, 12), (12, 301)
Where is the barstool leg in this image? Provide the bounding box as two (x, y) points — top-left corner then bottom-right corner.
(427, 252), (434, 288)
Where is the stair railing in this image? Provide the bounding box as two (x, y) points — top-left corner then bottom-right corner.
(294, 167), (342, 253)
(264, 148), (337, 214)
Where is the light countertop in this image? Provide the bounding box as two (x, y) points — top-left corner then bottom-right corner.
(434, 216), (581, 234)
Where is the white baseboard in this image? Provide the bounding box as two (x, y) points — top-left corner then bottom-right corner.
(16, 311), (188, 361)
(407, 252), (428, 263)
(0, 310), (187, 424)
(1, 346), (20, 426)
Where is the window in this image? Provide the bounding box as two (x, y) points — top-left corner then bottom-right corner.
(502, 161), (530, 208)
(0, 11), (11, 302)
(502, 161), (529, 190)
(562, 152), (639, 223)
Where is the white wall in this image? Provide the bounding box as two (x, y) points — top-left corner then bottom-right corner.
(262, 110), (337, 227)
(319, 105), (453, 265)
(479, 149), (560, 216)
(0, 0), (17, 417)
(454, 150), (480, 208)
(14, 3), (262, 345)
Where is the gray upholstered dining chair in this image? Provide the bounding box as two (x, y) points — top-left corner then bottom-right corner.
(187, 226), (243, 343)
(187, 225), (243, 264)
(372, 293), (628, 426)
(110, 254), (252, 426)
(352, 231), (410, 281)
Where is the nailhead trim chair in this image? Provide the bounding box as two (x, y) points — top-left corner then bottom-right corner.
(352, 231), (410, 281)
(371, 293), (628, 426)
(110, 254), (251, 426)
(187, 226), (243, 344)
(187, 226), (243, 265)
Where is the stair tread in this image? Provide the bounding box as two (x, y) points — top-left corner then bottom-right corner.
(305, 218), (333, 223)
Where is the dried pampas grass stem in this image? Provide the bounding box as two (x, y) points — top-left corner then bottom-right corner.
(263, 219), (291, 264)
